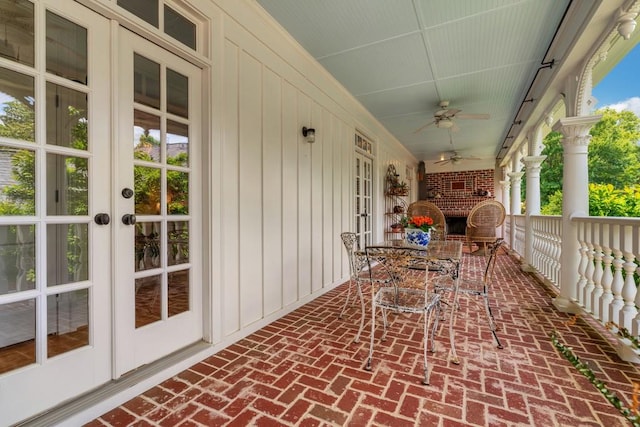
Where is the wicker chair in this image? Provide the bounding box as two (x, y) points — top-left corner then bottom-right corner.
(465, 200), (506, 254)
(406, 201), (447, 240)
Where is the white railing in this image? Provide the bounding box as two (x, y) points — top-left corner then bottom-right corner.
(573, 217), (640, 333)
(531, 214), (562, 286)
(507, 214), (640, 362)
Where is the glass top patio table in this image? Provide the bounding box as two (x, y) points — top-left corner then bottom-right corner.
(364, 239), (464, 364)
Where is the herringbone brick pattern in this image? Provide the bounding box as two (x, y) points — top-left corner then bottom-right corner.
(86, 251), (640, 426)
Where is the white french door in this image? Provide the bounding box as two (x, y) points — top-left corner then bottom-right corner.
(0, 1), (111, 424)
(354, 152), (373, 247)
(114, 29), (203, 377)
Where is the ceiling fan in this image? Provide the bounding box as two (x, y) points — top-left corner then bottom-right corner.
(434, 151), (481, 165)
(413, 100), (490, 134)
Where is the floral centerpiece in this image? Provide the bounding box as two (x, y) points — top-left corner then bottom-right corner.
(401, 215), (435, 247)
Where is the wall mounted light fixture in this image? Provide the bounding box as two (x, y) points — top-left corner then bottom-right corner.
(302, 126), (316, 143)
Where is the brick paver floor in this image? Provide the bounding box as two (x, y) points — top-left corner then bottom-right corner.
(86, 250), (640, 426)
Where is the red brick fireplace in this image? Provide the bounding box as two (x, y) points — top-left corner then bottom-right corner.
(421, 169), (495, 236)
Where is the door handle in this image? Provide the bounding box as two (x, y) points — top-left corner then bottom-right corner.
(122, 214), (136, 225)
(94, 213), (110, 225)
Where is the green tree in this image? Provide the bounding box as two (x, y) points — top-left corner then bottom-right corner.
(539, 108), (640, 216)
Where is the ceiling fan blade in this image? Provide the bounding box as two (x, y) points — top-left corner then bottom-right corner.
(442, 108), (461, 118)
(434, 158), (450, 165)
(456, 113), (490, 120)
(413, 119), (436, 134)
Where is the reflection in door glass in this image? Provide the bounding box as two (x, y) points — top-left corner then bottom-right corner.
(167, 171), (188, 214)
(168, 270), (189, 317)
(46, 154), (88, 216)
(167, 120), (188, 166)
(0, 147), (35, 215)
(134, 166), (161, 215)
(47, 290), (89, 357)
(0, 299), (36, 374)
(134, 54), (160, 109)
(135, 274), (161, 328)
(46, 82), (88, 149)
(133, 110), (160, 162)
(0, 67), (35, 142)
(0, 225), (35, 294)
(168, 221), (188, 265)
(0, 0), (35, 66)
(46, 11), (87, 84)
(135, 222), (161, 272)
(166, 68), (188, 118)
(47, 224), (88, 286)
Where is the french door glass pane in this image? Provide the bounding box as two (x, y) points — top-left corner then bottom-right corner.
(0, 67), (35, 142)
(0, 0), (34, 66)
(168, 270), (189, 317)
(0, 224), (35, 294)
(46, 224), (88, 286)
(0, 147), (36, 215)
(167, 120), (189, 166)
(46, 11), (87, 85)
(134, 54), (160, 109)
(168, 221), (188, 265)
(46, 83), (88, 149)
(167, 171), (188, 214)
(0, 299), (36, 374)
(135, 222), (161, 272)
(166, 68), (188, 118)
(133, 110), (161, 162)
(134, 165), (161, 215)
(46, 289), (89, 357)
(46, 154), (88, 216)
(135, 275), (161, 328)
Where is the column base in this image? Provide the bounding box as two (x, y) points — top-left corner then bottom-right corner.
(552, 296), (581, 314)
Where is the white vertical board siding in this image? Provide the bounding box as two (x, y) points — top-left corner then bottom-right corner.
(262, 67), (283, 316)
(222, 39), (241, 335)
(322, 110), (335, 284)
(282, 81), (299, 307)
(297, 93), (312, 299)
(311, 101), (324, 292)
(334, 120), (348, 280)
(239, 51), (264, 326)
(216, 9), (416, 342)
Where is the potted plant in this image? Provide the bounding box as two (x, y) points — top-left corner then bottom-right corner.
(401, 215), (436, 247)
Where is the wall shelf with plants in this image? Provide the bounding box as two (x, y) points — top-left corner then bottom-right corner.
(384, 164), (409, 239)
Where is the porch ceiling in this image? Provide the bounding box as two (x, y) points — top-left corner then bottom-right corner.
(255, 0), (636, 167)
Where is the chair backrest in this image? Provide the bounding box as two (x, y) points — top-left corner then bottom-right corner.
(341, 232), (363, 277)
(365, 246), (428, 291)
(466, 200), (506, 240)
(406, 201), (447, 240)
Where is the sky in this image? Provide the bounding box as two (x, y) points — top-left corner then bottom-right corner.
(592, 42), (640, 117)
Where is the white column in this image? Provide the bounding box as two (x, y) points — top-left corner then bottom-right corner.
(522, 156), (545, 271)
(499, 178), (511, 247)
(508, 171), (523, 255)
(552, 115), (601, 313)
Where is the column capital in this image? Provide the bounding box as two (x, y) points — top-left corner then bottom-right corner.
(522, 155), (547, 172)
(508, 171), (525, 181)
(553, 115), (602, 147)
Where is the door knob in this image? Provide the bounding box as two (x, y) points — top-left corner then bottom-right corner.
(94, 213), (110, 225)
(121, 188), (134, 199)
(121, 214), (136, 225)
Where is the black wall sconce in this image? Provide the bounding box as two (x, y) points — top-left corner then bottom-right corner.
(302, 126), (315, 143)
